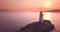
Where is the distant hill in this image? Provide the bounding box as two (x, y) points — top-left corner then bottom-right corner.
(0, 9), (9, 11)
(45, 9), (60, 12)
(0, 9), (60, 12)
(0, 9), (12, 12)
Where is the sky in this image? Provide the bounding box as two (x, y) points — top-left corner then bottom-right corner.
(0, 0), (60, 11)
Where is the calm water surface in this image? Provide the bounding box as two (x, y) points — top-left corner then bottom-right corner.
(0, 12), (60, 32)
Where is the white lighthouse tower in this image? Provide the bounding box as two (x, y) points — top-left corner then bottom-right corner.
(39, 11), (44, 23)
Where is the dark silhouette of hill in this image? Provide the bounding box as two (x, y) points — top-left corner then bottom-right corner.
(0, 9), (10, 11)
(0, 9), (60, 12)
(45, 9), (60, 12)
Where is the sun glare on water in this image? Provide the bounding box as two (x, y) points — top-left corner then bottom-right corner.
(43, 12), (51, 20)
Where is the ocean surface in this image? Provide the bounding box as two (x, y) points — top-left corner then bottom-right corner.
(0, 12), (60, 32)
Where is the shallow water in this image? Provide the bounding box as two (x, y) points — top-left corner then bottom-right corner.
(0, 12), (60, 32)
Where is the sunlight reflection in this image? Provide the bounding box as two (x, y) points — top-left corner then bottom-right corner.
(43, 12), (51, 20)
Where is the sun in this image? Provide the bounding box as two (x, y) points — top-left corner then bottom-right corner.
(44, 1), (52, 8)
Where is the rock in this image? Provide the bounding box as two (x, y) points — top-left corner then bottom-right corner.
(19, 20), (55, 32)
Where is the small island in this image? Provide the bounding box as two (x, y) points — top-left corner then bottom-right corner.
(18, 11), (55, 32)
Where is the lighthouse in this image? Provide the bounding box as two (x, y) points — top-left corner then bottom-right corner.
(19, 11), (55, 32)
(39, 11), (44, 23)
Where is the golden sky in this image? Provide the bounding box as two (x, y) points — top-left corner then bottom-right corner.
(0, 0), (60, 11)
